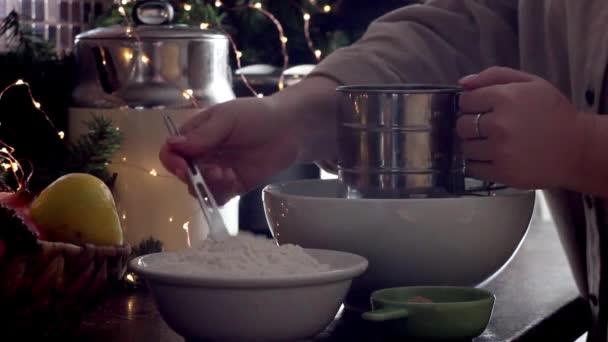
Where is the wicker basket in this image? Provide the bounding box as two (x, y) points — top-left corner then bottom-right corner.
(0, 240), (131, 337)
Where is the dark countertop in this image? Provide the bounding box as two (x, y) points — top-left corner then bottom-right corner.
(476, 220), (589, 342)
(78, 218), (589, 342)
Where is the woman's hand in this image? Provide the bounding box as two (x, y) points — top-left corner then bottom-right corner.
(159, 77), (339, 204)
(159, 97), (299, 205)
(456, 66), (588, 190)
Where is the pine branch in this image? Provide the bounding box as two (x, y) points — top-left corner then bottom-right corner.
(65, 116), (122, 187)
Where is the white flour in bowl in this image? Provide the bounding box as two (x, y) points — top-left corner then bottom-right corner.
(148, 233), (331, 277)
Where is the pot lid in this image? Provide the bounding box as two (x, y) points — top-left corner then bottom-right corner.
(76, 25), (226, 41)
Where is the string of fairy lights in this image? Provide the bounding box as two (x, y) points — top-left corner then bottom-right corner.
(115, 0), (332, 96)
(0, 80), (65, 190)
(203, 0), (329, 75)
(289, 0), (329, 62)
(0, 81), (199, 192)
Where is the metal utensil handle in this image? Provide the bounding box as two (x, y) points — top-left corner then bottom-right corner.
(162, 115), (228, 239)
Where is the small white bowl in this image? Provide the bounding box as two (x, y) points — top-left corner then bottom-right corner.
(130, 248), (368, 341)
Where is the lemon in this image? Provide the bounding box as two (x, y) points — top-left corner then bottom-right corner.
(30, 173), (124, 246)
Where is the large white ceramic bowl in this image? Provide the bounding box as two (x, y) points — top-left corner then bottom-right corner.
(263, 179), (535, 309)
(130, 248), (368, 341)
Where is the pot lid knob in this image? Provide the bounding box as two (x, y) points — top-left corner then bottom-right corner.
(133, 0), (174, 25)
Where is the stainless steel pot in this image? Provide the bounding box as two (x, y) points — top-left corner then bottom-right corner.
(336, 84), (465, 199)
(72, 0), (233, 108)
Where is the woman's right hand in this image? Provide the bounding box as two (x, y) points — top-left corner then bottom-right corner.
(159, 76), (340, 204)
(159, 96), (299, 205)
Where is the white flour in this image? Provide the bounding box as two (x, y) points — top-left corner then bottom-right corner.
(149, 233), (331, 277)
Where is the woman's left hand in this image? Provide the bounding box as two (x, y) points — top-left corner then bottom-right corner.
(456, 66), (586, 190)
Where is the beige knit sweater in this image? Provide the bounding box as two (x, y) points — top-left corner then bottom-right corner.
(310, 1), (608, 340)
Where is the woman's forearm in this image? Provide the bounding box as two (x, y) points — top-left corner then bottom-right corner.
(268, 76), (340, 163)
(267, 2), (521, 167)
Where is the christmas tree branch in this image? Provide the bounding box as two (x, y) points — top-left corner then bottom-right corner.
(65, 116), (122, 187)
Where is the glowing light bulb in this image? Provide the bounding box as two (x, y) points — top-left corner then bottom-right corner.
(236, 51), (243, 59)
(183, 221), (190, 231)
(169, 217), (173, 222)
(123, 51), (133, 61)
(141, 55), (150, 64)
(58, 131), (65, 139)
(1, 163), (10, 170)
(118, 6), (126, 15)
(33, 101), (41, 109)
(122, 213), (127, 220)
(10, 163), (18, 172)
(256, 93), (264, 98)
(215, 0), (222, 7)
(278, 81), (285, 90)
(200, 22), (210, 29)
(280, 36), (288, 44)
(323, 5), (331, 13)
(121, 0), (129, 5)
(125, 273), (136, 283)
(149, 169), (158, 176)
(15, 79), (24, 85)
(122, 157), (127, 162)
(253, 2), (262, 9)
(303, 13), (311, 21)
(314, 49), (322, 58)
(0, 148), (8, 153)
(183, 3), (192, 11)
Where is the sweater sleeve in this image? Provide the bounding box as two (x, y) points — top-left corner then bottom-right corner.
(309, 0), (519, 85)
